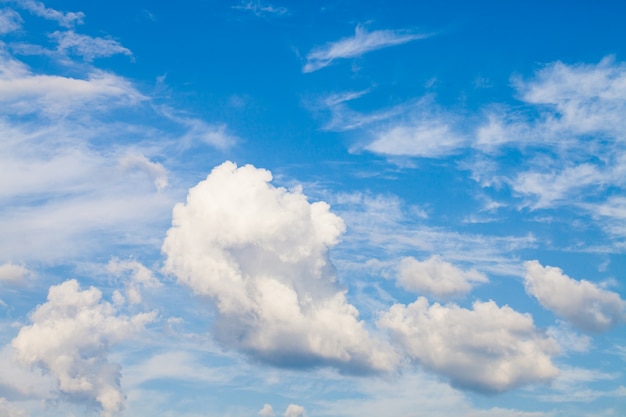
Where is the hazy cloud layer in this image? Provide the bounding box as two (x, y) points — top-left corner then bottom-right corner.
(379, 297), (559, 392)
(11, 279), (156, 416)
(524, 260), (626, 333)
(162, 161), (398, 373)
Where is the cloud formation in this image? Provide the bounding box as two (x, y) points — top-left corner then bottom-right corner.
(304, 25), (431, 73)
(0, 8), (22, 34)
(524, 260), (626, 332)
(15, 0), (84, 27)
(397, 255), (488, 299)
(162, 161), (398, 373)
(50, 30), (133, 61)
(378, 297), (559, 392)
(11, 279), (156, 416)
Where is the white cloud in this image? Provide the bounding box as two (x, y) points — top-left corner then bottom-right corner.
(259, 403), (276, 417)
(0, 263), (30, 283)
(284, 404), (306, 417)
(0, 8), (22, 34)
(107, 259), (161, 305)
(524, 261), (626, 332)
(397, 255), (488, 299)
(158, 106), (238, 149)
(304, 25), (431, 73)
(162, 161), (398, 373)
(119, 154), (168, 191)
(0, 47), (144, 116)
(514, 56), (626, 138)
(378, 297), (559, 392)
(512, 164), (604, 209)
(11, 279), (156, 416)
(50, 30), (132, 61)
(365, 120), (466, 158)
(15, 0), (84, 28)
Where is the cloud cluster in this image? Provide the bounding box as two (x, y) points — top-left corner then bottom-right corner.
(304, 25), (431, 73)
(378, 297), (559, 392)
(524, 260), (626, 333)
(11, 279), (156, 416)
(162, 161), (398, 373)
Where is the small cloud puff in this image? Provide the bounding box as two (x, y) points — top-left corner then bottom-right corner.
(524, 260), (626, 333)
(397, 255), (488, 300)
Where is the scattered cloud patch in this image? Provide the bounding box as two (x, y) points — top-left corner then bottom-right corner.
(304, 25), (431, 73)
(11, 279), (156, 416)
(0, 263), (30, 284)
(397, 255), (488, 300)
(259, 403), (276, 416)
(379, 297), (559, 392)
(50, 30), (132, 61)
(119, 154), (169, 191)
(524, 260), (626, 333)
(0, 8), (22, 34)
(284, 404), (306, 417)
(107, 259), (161, 305)
(365, 119), (466, 158)
(233, 1), (287, 17)
(14, 0), (84, 27)
(162, 161), (398, 373)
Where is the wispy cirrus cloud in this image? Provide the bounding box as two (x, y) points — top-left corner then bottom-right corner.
(13, 0), (83, 27)
(232, 0), (287, 17)
(303, 25), (432, 73)
(50, 30), (132, 61)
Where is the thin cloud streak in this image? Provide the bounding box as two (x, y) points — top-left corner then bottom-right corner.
(304, 25), (433, 73)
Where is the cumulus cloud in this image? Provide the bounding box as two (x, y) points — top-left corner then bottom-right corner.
(11, 279), (156, 416)
(259, 403), (276, 417)
(304, 25), (431, 73)
(524, 260), (626, 332)
(378, 297), (559, 392)
(0, 263), (30, 283)
(0, 8), (22, 34)
(50, 30), (132, 61)
(284, 404), (306, 417)
(162, 161), (398, 373)
(397, 255), (488, 299)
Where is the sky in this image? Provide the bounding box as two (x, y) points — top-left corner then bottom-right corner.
(0, 0), (626, 416)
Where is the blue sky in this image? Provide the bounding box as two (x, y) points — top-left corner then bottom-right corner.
(1, 1), (626, 416)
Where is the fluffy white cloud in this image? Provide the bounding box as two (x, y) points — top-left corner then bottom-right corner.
(304, 25), (431, 73)
(118, 154), (168, 191)
(378, 297), (559, 392)
(162, 161), (398, 373)
(259, 403), (276, 417)
(524, 260), (626, 332)
(0, 263), (30, 283)
(397, 256), (488, 299)
(284, 404), (306, 417)
(11, 279), (156, 416)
